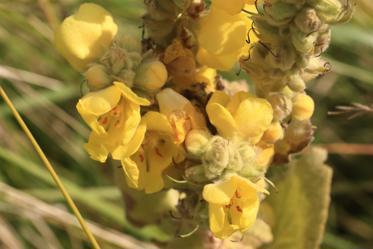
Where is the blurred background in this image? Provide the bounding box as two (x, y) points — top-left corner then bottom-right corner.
(0, 0), (372, 248)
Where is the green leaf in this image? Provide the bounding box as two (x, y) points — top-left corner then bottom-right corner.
(264, 147), (333, 249)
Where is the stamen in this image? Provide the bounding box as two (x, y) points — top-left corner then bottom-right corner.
(155, 147), (163, 157)
(236, 206), (243, 213)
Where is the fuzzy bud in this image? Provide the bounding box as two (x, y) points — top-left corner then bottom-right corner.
(292, 93), (315, 121)
(285, 119), (314, 150)
(294, 8), (322, 34)
(185, 129), (211, 156)
(291, 25), (318, 54)
(307, 0), (343, 23)
(202, 136), (230, 179)
(85, 64), (111, 91)
(135, 59), (168, 92)
(264, 2), (298, 26)
(267, 93), (293, 121)
(288, 73), (306, 92)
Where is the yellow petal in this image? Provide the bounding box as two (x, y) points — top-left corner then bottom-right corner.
(196, 6), (251, 70)
(209, 204), (227, 236)
(240, 197), (259, 230)
(156, 88), (189, 116)
(226, 91), (251, 115)
(114, 82), (150, 106)
(76, 85), (121, 133)
(55, 3), (118, 71)
(142, 111), (173, 134)
(112, 123), (147, 159)
(206, 103), (237, 138)
(203, 178), (237, 205)
(234, 97), (273, 143)
(121, 157), (140, 189)
(84, 132), (110, 162)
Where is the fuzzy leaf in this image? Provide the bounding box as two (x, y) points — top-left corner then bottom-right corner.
(263, 147), (332, 249)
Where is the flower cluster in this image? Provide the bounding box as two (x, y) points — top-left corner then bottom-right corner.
(55, 0), (354, 242)
(240, 0), (354, 162)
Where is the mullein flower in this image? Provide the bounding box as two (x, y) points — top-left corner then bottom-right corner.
(55, 3), (118, 71)
(195, 2), (256, 71)
(121, 89), (206, 193)
(121, 111), (184, 194)
(202, 174), (267, 239)
(76, 82), (150, 162)
(206, 91), (273, 144)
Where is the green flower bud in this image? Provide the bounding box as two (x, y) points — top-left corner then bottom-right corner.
(117, 35), (142, 53)
(284, 119), (314, 150)
(143, 15), (176, 45)
(314, 25), (331, 55)
(185, 129), (211, 156)
(135, 59), (168, 92)
(294, 7), (322, 34)
(251, 16), (280, 43)
(117, 69), (135, 88)
(300, 57), (330, 81)
(106, 47), (127, 74)
(202, 136), (230, 179)
(85, 64), (111, 91)
(267, 93), (293, 121)
(288, 73), (306, 92)
(291, 24), (318, 54)
(264, 2), (298, 26)
(307, 0), (343, 23)
(265, 44), (297, 71)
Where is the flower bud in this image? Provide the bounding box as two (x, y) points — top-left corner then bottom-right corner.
(288, 73), (306, 92)
(292, 93), (315, 121)
(284, 119), (314, 150)
(185, 129), (211, 156)
(291, 25), (318, 54)
(264, 2), (298, 26)
(85, 64), (111, 91)
(202, 136), (230, 179)
(265, 44), (296, 71)
(294, 8), (322, 34)
(267, 93), (293, 121)
(274, 140), (291, 156)
(300, 57), (330, 81)
(135, 59), (168, 91)
(108, 47), (127, 74)
(261, 122), (284, 144)
(117, 69), (136, 88)
(307, 0), (343, 23)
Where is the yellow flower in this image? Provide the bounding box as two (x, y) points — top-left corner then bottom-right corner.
(196, 3), (255, 71)
(203, 174), (267, 239)
(156, 88), (206, 144)
(121, 111), (184, 194)
(55, 3), (118, 71)
(206, 91), (273, 144)
(213, 0), (256, 15)
(76, 82), (150, 162)
(120, 89), (206, 193)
